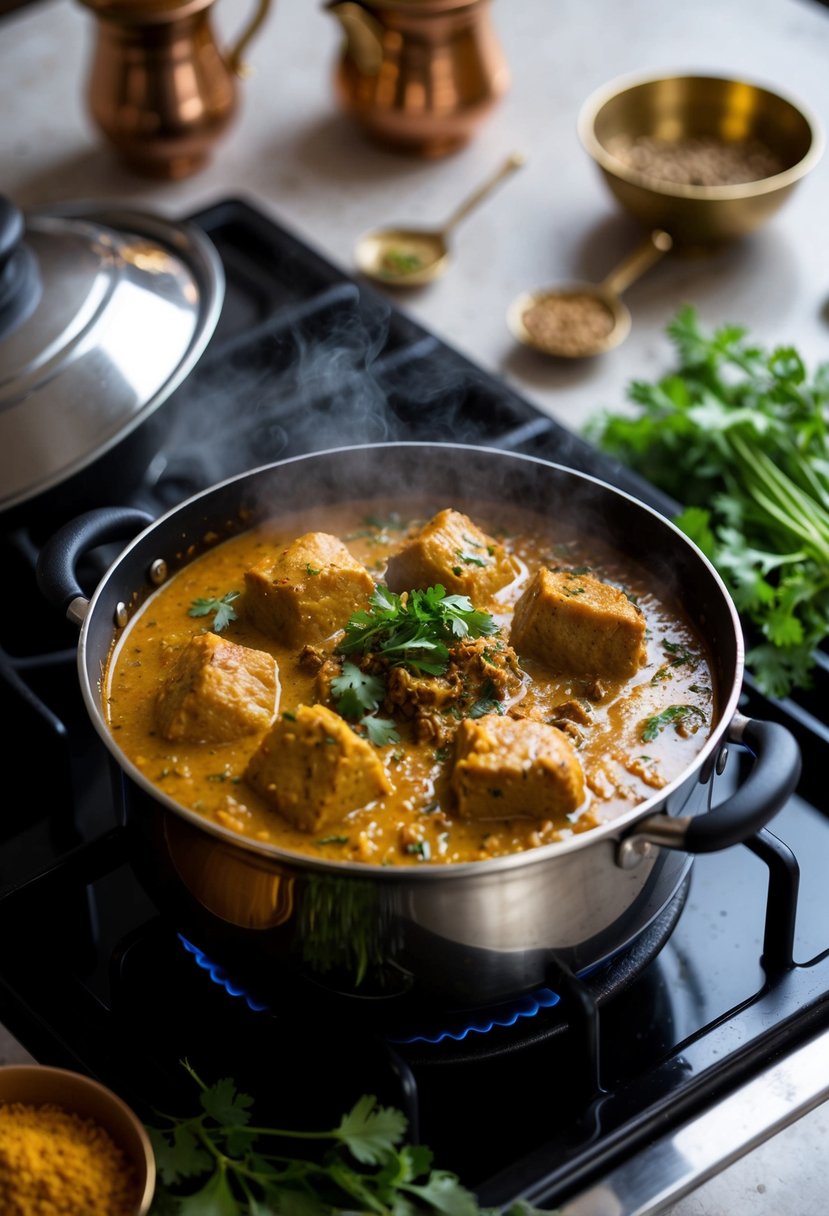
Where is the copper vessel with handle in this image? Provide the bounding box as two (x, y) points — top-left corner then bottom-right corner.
(325, 0), (509, 157)
(78, 0), (271, 179)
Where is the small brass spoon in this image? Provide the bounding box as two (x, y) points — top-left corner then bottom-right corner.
(355, 152), (525, 287)
(507, 229), (673, 357)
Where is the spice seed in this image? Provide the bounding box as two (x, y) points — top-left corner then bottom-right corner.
(521, 292), (616, 355)
(606, 133), (785, 187)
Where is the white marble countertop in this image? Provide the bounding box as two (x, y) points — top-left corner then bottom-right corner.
(2, 0), (829, 1210)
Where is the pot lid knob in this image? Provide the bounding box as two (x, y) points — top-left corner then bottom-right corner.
(0, 196), (42, 342)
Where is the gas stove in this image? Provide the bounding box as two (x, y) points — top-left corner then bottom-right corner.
(1, 196), (828, 1213)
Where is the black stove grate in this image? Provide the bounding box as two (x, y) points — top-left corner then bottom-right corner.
(2, 196), (829, 1208)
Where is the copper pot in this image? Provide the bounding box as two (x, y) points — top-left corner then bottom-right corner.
(325, 0), (510, 157)
(77, 0), (271, 179)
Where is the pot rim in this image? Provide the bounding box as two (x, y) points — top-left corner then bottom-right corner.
(79, 441), (745, 879)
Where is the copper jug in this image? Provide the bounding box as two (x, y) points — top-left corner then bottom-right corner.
(77, 0), (271, 179)
(325, 0), (510, 158)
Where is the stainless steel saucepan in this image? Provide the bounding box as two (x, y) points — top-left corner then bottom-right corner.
(35, 443), (801, 1008)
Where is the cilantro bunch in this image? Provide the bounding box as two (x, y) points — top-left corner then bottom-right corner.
(585, 305), (829, 699)
(147, 1064), (552, 1215)
(339, 585), (498, 676)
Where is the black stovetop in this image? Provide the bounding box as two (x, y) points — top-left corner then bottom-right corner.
(2, 196), (828, 1211)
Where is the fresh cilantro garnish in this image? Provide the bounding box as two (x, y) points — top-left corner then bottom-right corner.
(187, 591), (239, 632)
(662, 639), (697, 667)
(329, 664), (400, 745)
(456, 549), (489, 567)
(146, 1065), (512, 1215)
(406, 840), (432, 859)
(641, 704), (707, 742)
(585, 304), (829, 698)
(317, 834), (349, 845)
(331, 661), (385, 719)
(360, 714), (400, 746)
(469, 679), (505, 718)
(339, 584), (498, 676)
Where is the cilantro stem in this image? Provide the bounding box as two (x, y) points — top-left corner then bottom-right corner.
(731, 434), (829, 558)
(587, 306), (829, 697)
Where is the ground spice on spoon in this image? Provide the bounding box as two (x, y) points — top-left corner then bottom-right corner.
(521, 291), (616, 355)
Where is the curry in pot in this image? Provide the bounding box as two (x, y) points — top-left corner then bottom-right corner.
(104, 499), (716, 865)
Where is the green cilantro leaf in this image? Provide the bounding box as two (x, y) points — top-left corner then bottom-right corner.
(200, 1077), (253, 1127)
(401, 1170), (481, 1216)
(360, 715), (401, 746)
(147, 1124), (211, 1187)
(469, 679), (504, 719)
(188, 592), (240, 633)
(176, 1166), (242, 1214)
(339, 584), (498, 676)
(331, 662), (385, 719)
(146, 1069), (561, 1215)
(641, 704), (707, 742)
(585, 305), (829, 698)
(335, 1094), (408, 1164)
(456, 550), (489, 568)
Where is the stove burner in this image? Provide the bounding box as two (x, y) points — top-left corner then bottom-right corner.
(180, 931), (563, 1043)
(179, 935), (270, 1013)
(177, 876), (690, 1054)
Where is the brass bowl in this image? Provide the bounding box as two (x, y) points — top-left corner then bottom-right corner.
(577, 71), (823, 246)
(0, 1064), (155, 1214)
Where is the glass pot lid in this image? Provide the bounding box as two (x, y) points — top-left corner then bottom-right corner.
(0, 197), (224, 516)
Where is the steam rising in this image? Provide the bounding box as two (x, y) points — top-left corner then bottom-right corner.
(140, 275), (695, 621)
(151, 284), (520, 499)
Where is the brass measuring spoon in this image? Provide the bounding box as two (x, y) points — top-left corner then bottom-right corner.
(507, 229), (673, 357)
(354, 153), (525, 287)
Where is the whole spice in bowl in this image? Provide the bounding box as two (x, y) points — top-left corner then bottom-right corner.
(577, 71), (823, 245)
(605, 133), (785, 186)
(0, 1064), (155, 1215)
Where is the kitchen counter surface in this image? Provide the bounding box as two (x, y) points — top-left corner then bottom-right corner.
(2, 0), (829, 1211)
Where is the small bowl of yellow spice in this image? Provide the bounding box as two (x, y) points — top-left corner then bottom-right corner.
(0, 1064), (155, 1215)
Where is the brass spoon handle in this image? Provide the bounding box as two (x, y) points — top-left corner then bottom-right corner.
(599, 229), (673, 297)
(441, 153), (526, 235)
(225, 0), (273, 78)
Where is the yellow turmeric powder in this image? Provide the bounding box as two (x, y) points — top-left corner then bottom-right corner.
(0, 1100), (140, 1216)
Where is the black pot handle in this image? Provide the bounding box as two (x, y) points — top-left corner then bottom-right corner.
(36, 507), (154, 617)
(0, 196), (42, 341)
(628, 713), (801, 856)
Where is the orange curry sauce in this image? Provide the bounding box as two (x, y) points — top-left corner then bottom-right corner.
(103, 499), (716, 866)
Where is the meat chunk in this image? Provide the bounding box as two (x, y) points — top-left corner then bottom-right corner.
(384, 509), (516, 600)
(243, 532), (375, 648)
(386, 635), (524, 719)
(155, 632), (279, 744)
(451, 713), (586, 822)
(244, 703), (390, 832)
(510, 568), (647, 680)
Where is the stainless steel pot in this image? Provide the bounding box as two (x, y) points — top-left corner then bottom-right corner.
(36, 443), (801, 1008)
